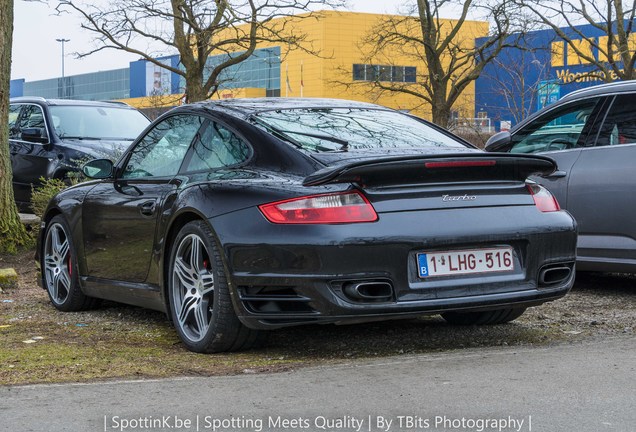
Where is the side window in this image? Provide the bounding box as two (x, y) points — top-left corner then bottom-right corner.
(8, 105), (22, 139)
(183, 121), (251, 172)
(596, 94), (636, 146)
(122, 115), (204, 179)
(510, 98), (600, 153)
(17, 105), (48, 139)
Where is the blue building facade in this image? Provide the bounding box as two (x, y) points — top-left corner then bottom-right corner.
(475, 23), (633, 131)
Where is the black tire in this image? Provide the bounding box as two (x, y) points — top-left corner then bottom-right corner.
(441, 307), (527, 326)
(168, 220), (266, 353)
(42, 215), (99, 311)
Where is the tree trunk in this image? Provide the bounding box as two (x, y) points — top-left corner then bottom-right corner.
(431, 108), (451, 129)
(184, 71), (207, 103)
(430, 93), (452, 129)
(0, 0), (31, 254)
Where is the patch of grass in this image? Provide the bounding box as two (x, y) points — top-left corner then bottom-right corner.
(0, 303), (304, 386)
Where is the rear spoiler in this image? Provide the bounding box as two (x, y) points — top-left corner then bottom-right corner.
(303, 153), (557, 187)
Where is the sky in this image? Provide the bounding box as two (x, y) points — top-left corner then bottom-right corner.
(11, 0), (413, 82)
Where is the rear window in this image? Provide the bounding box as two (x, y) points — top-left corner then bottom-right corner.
(251, 108), (467, 152)
(49, 105), (150, 141)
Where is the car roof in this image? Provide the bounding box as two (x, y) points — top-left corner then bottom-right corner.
(558, 80), (636, 102)
(9, 96), (136, 109)
(185, 97), (393, 119)
(511, 80), (636, 133)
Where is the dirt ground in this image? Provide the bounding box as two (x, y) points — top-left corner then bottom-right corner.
(1, 249), (635, 385)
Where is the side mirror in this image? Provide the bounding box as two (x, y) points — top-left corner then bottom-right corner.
(21, 127), (49, 144)
(82, 159), (114, 179)
(484, 131), (512, 152)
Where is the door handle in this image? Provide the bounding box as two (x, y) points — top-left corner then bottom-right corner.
(544, 170), (567, 179)
(139, 201), (156, 216)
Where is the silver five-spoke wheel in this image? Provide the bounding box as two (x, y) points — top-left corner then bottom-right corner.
(44, 222), (73, 306)
(42, 215), (97, 311)
(168, 221), (266, 353)
(171, 233), (215, 342)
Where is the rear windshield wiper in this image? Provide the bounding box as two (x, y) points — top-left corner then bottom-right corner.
(249, 116), (349, 151)
(275, 130), (349, 151)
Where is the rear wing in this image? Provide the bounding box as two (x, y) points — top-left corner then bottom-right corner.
(303, 153), (557, 187)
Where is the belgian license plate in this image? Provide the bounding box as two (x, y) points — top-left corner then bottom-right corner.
(417, 247), (514, 278)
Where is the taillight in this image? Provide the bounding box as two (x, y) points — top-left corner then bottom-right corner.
(259, 191), (378, 224)
(527, 184), (561, 212)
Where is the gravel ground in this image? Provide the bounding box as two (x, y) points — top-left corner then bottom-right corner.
(521, 271), (636, 337)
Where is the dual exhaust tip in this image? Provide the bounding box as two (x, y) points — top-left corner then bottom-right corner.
(341, 263), (571, 303)
(538, 264), (573, 286)
(343, 281), (394, 302)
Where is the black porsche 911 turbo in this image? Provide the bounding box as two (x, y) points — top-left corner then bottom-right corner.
(36, 98), (577, 353)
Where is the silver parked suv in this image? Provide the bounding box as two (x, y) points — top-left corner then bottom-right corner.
(486, 80), (636, 273)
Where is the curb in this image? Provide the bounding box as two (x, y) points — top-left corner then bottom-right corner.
(19, 213), (41, 226)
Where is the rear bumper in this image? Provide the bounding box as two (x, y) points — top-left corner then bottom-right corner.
(211, 205), (577, 329)
(233, 275), (574, 329)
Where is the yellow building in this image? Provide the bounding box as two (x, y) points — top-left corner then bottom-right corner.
(125, 11), (489, 121)
(273, 11), (487, 119)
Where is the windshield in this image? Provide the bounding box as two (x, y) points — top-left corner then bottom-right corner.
(252, 108), (468, 152)
(49, 105), (150, 141)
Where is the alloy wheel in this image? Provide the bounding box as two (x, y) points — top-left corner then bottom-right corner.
(44, 222), (73, 305)
(171, 233), (215, 342)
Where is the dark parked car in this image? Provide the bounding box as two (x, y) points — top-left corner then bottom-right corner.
(37, 98), (576, 353)
(8, 97), (150, 211)
(486, 80), (636, 272)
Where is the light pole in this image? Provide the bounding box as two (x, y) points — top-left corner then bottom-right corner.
(56, 38), (70, 97)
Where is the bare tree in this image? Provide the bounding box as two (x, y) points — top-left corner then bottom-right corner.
(337, 0), (520, 128)
(514, 0), (636, 81)
(0, 0), (31, 253)
(483, 46), (552, 124)
(57, 0), (344, 102)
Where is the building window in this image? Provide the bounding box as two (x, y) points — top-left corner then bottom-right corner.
(204, 46), (281, 93)
(378, 65), (392, 81)
(353, 64), (365, 80)
(391, 67), (404, 82)
(352, 64), (417, 83)
(405, 67), (417, 83)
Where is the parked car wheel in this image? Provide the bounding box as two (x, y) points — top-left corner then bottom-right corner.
(168, 221), (264, 353)
(43, 215), (99, 311)
(441, 308), (527, 325)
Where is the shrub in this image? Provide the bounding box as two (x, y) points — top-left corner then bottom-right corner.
(30, 177), (68, 220)
(452, 129), (495, 149)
